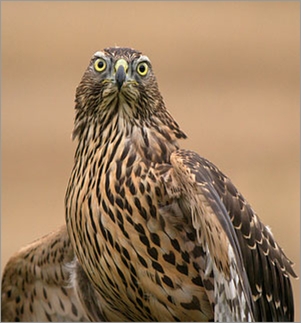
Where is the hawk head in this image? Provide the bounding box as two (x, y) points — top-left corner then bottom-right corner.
(72, 47), (175, 140)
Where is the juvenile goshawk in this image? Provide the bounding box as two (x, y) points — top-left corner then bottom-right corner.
(1, 47), (297, 322)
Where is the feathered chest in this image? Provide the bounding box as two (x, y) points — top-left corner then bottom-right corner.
(66, 121), (164, 261)
(66, 133), (162, 313)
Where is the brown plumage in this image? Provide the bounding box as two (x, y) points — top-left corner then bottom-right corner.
(2, 47), (297, 322)
(1, 226), (88, 322)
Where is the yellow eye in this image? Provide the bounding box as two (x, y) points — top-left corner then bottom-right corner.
(137, 62), (148, 76)
(94, 58), (107, 72)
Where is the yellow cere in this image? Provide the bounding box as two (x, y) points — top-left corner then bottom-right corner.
(115, 59), (129, 73)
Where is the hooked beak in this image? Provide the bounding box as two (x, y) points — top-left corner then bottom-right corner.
(115, 59), (128, 90)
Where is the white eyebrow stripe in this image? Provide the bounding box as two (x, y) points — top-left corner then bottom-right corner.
(137, 55), (150, 63)
(93, 51), (105, 58)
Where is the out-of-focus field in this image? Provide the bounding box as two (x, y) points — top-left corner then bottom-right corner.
(2, 2), (299, 320)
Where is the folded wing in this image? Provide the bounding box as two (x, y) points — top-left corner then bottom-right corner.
(1, 226), (89, 322)
(161, 149), (296, 321)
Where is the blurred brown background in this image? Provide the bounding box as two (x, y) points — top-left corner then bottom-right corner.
(2, 2), (299, 320)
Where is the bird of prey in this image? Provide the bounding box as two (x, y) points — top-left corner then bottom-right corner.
(1, 47), (297, 322)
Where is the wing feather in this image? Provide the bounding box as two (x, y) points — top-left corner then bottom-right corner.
(1, 226), (89, 322)
(162, 149), (296, 321)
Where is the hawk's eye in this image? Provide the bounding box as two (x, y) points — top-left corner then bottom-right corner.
(137, 62), (148, 76)
(94, 58), (107, 72)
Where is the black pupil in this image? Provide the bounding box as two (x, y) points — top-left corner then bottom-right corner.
(139, 64), (146, 73)
(98, 60), (104, 69)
